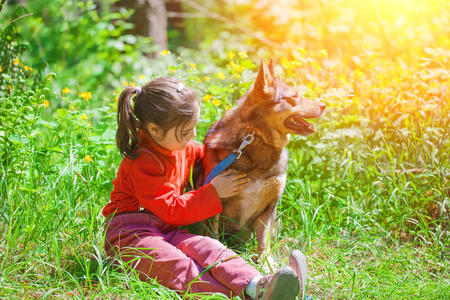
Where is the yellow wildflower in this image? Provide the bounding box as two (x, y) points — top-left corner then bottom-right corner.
(203, 94), (213, 103)
(83, 155), (92, 163)
(234, 64), (243, 72)
(290, 60), (302, 67)
(320, 49), (328, 58)
(62, 87), (71, 94)
(196, 77), (201, 83)
(212, 99), (221, 106)
(69, 105), (76, 111)
(298, 48), (307, 56)
(354, 69), (363, 80)
(13, 58), (20, 65)
(204, 76), (210, 81)
(80, 114), (88, 120)
(80, 92), (92, 101)
(227, 51), (236, 60)
(338, 74), (348, 85)
(311, 61), (321, 71)
(238, 52), (248, 58)
(139, 75), (146, 82)
(123, 81), (128, 86)
(24, 65), (30, 71)
(226, 104), (231, 110)
(217, 73), (225, 80)
(160, 50), (171, 56)
(0, 66), (2, 72)
(233, 73), (241, 79)
(43, 100), (50, 107)
(190, 63), (197, 71)
(130, 82), (136, 87)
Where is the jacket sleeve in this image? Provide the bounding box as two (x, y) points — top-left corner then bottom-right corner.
(129, 160), (223, 226)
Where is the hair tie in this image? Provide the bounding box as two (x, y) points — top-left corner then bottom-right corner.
(135, 86), (142, 96)
(177, 82), (185, 92)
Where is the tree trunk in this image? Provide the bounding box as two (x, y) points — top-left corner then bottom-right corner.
(116, 0), (168, 58)
(0, 0), (6, 14)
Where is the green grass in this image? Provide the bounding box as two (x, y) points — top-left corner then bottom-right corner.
(1, 82), (449, 299)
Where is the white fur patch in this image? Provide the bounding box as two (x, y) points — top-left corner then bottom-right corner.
(238, 173), (287, 226)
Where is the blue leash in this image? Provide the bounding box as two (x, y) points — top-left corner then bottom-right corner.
(203, 132), (255, 185)
(204, 152), (238, 185)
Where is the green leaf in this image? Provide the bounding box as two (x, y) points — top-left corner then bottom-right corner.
(9, 135), (30, 144)
(36, 120), (58, 128)
(189, 164), (194, 190)
(2, 74), (11, 80)
(240, 59), (256, 69)
(56, 108), (68, 118)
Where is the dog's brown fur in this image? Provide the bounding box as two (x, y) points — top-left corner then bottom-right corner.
(200, 59), (326, 257)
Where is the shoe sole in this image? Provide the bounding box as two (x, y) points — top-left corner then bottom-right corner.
(290, 250), (307, 299)
(270, 266), (300, 300)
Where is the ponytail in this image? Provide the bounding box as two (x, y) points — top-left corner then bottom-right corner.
(116, 87), (142, 160)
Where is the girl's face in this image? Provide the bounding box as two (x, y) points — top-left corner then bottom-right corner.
(149, 106), (200, 151)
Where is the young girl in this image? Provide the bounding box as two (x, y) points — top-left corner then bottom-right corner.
(102, 77), (308, 299)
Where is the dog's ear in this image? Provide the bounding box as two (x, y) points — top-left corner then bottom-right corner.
(253, 58), (275, 96)
(268, 58), (275, 76)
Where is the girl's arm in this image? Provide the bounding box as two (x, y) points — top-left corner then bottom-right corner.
(130, 160), (223, 226)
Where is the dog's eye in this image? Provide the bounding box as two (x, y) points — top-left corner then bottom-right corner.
(284, 97), (297, 106)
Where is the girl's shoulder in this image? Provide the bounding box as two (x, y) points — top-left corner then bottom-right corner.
(139, 147), (165, 171)
(187, 139), (201, 150)
(186, 139), (205, 160)
(120, 148), (166, 174)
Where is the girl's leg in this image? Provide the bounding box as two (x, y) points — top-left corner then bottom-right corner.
(105, 213), (234, 297)
(168, 229), (262, 296)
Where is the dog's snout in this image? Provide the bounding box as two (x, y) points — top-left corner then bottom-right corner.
(319, 102), (326, 112)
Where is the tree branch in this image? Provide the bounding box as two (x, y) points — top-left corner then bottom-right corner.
(1, 13), (34, 27)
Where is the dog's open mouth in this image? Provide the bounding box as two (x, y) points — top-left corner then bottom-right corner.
(284, 115), (315, 135)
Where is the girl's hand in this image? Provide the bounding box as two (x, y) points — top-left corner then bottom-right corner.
(210, 169), (250, 198)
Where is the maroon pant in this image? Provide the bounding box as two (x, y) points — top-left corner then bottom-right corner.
(104, 212), (261, 298)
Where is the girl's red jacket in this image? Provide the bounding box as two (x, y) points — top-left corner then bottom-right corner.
(102, 130), (222, 226)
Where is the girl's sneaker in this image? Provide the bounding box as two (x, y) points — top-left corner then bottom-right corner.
(289, 250), (308, 299)
(255, 266), (300, 299)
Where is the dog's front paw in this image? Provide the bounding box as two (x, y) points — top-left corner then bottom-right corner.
(251, 253), (279, 273)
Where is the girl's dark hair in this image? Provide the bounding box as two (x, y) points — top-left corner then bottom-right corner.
(116, 77), (199, 159)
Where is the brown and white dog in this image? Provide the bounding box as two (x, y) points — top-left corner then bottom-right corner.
(200, 58), (326, 259)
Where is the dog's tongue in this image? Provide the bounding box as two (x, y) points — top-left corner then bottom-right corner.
(290, 116), (313, 129)
(286, 115), (315, 134)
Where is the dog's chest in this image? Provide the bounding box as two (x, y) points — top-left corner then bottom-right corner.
(237, 173), (287, 225)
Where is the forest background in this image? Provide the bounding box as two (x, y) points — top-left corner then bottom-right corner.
(0, 0), (449, 299)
